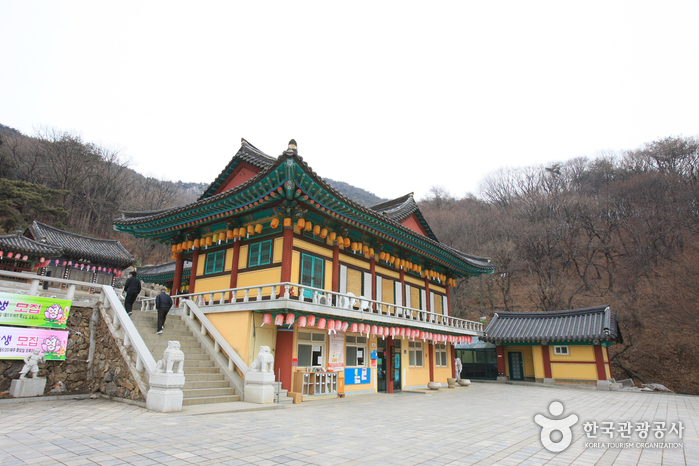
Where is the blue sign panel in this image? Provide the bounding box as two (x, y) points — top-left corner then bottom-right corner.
(344, 367), (371, 385)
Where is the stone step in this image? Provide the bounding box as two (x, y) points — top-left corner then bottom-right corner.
(185, 373), (227, 382)
(181, 359), (216, 368)
(182, 394), (241, 406)
(146, 344), (206, 354)
(183, 387), (237, 398)
(183, 366), (221, 375)
(184, 380), (233, 390)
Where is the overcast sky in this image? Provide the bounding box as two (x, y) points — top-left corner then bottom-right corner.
(2, 1), (698, 201)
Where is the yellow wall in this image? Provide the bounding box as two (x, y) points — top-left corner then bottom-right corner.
(197, 255), (206, 275)
(238, 245), (248, 269)
(404, 275), (424, 287)
(338, 252), (370, 271)
(550, 345), (595, 362)
(235, 268), (282, 299)
(294, 238), (333, 259)
(207, 311), (253, 368)
(224, 248), (234, 271)
(251, 312), (277, 364)
(375, 265), (400, 280)
(273, 237), (283, 263)
(551, 362), (598, 381)
(324, 260), (332, 291)
(503, 346), (535, 378)
(404, 343), (431, 387)
(532, 346), (545, 379)
(194, 275), (231, 301)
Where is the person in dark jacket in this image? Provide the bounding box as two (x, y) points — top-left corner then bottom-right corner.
(155, 290), (173, 334)
(123, 271), (141, 316)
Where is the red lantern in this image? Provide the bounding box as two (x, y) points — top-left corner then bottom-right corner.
(262, 313), (273, 326)
(274, 314), (284, 326)
(341, 321), (349, 332)
(299, 316), (307, 327)
(400, 328), (406, 337)
(327, 320), (336, 333)
(22, 255), (28, 261)
(350, 323), (358, 333)
(8, 252), (14, 259)
(318, 318), (326, 329)
(285, 314), (295, 327)
(307, 315), (316, 327)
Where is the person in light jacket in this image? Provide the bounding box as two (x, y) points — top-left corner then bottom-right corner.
(123, 271), (141, 316)
(155, 290), (173, 335)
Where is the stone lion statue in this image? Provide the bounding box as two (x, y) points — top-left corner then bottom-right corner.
(155, 341), (185, 374)
(249, 346), (274, 372)
(454, 357), (463, 378)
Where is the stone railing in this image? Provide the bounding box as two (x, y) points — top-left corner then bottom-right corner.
(141, 282), (483, 334)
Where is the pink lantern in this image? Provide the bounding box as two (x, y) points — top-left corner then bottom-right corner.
(274, 314), (284, 326)
(307, 315), (316, 327)
(400, 328), (406, 337)
(350, 323), (358, 333)
(327, 320), (336, 333)
(22, 255), (28, 261)
(419, 331), (425, 340)
(383, 327), (389, 337)
(68, 261), (72, 266)
(262, 313), (273, 326)
(358, 323), (365, 334)
(390, 327), (396, 337)
(108, 268), (112, 273)
(299, 316), (307, 327)
(411, 329), (418, 340)
(341, 321), (349, 332)
(0, 251), (3, 258)
(7, 252), (13, 259)
(318, 318), (326, 329)
(62, 260), (67, 266)
(285, 314), (295, 327)
(371, 325), (378, 336)
(39, 257), (44, 263)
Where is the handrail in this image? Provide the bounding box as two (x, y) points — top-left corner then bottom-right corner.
(182, 299), (249, 375)
(100, 285), (157, 378)
(158, 282), (482, 333)
(0, 269), (101, 300)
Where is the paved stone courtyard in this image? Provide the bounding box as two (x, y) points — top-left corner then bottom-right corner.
(1, 382), (696, 465)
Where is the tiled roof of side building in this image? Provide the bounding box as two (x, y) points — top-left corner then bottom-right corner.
(482, 306), (623, 344)
(137, 261), (192, 277)
(0, 233), (63, 257)
(199, 138), (276, 200)
(26, 221), (136, 268)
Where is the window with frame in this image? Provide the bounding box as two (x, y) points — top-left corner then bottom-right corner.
(248, 240), (272, 267)
(297, 331), (326, 367)
(435, 343), (448, 366)
(300, 254), (324, 298)
(554, 346), (569, 355)
(204, 250), (225, 274)
(409, 341), (423, 367)
(345, 335), (367, 367)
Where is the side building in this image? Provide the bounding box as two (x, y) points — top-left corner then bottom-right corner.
(114, 139), (495, 395)
(481, 306), (623, 390)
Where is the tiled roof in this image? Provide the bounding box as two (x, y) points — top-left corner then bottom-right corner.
(370, 193), (439, 242)
(137, 260), (192, 284)
(0, 234), (62, 258)
(482, 306), (622, 344)
(26, 221), (136, 268)
(199, 139), (276, 200)
(114, 141), (496, 274)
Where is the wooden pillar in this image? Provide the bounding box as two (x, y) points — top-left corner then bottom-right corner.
(496, 346), (506, 375)
(280, 226), (294, 293)
(445, 284), (451, 317)
(424, 277), (431, 313)
(172, 252), (184, 298)
(451, 344), (456, 379)
(332, 243), (339, 292)
(189, 247), (200, 294)
(228, 241), (241, 301)
(594, 345), (607, 381)
(387, 336), (393, 393)
(542, 345), (553, 379)
(428, 342), (435, 382)
(370, 256), (376, 301)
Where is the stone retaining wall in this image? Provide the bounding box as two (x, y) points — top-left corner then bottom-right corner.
(0, 306), (144, 402)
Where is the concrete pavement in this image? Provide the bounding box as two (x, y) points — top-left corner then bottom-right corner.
(1, 382), (697, 465)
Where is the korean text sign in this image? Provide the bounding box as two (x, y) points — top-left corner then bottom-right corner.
(0, 292), (70, 329)
(0, 326), (69, 360)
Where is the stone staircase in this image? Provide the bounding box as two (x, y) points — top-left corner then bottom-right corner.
(130, 310), (241, 406)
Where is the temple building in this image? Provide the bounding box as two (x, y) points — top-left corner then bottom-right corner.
(114, 139), (495, 396)
(0, 229), (62, 274)
(24, 221), (136, 290)
(481, 306), (623, 389)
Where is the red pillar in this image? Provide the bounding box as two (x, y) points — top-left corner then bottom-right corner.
(542, 345), (553, 379)
(172, 252), (184, 297)
(424, 277), (431, 313)
(280, 226), (294, 294)
(451, 344), (456, 379)
(428, 342), (435, 382)
(228, 241), (241, 301)
(594, 345), (607, 381)
(332, 243), (339, 292)
(496, 346), (506, 375)
(189, 247), (200, 294)
(387, 336), (394, 393)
